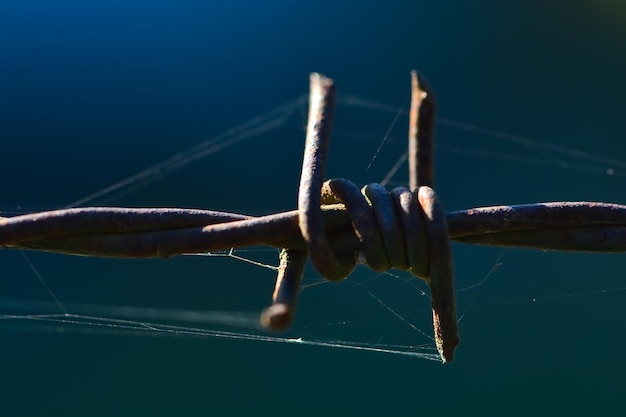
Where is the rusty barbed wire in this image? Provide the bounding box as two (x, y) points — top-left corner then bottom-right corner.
(3, 72), (626, 363)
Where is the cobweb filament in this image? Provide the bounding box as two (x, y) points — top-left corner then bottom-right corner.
(364, 93), (410, 174)
(19, 251), (67, 315)
(66, 94), (308, 208)
(339, 95), (625, 180)
(456, 253), (505, 323)
(0, 298), (441, 360)
(187, 248), (279, 271)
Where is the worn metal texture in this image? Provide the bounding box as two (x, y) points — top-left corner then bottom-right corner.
(3, 72), (626, 362)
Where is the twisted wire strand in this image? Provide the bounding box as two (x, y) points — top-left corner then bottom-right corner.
(2, 72), (625, 363)
(4, 202), (626, 255)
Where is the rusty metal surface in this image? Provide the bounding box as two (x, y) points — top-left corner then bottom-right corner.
(3, 72), (626, 362)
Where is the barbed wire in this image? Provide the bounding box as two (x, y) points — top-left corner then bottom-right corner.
(3, 71), (626, 363)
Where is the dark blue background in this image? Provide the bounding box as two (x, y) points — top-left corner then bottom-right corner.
(2, 1), (626, 416)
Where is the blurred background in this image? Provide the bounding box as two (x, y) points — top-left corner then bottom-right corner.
(1, 1), (626, 415)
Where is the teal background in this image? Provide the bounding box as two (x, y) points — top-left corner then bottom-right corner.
(2, 1), (626, 416)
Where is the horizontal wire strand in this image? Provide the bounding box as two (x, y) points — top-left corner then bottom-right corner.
(2, 72), (625, 362)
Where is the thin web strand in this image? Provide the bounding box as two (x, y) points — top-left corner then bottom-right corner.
(19, 251), (67, 315)
(365, 94), (409, 173)
(186, 248), (279, 271)
(0, 312), (439, 360)
(340, 94), (626, 175)
(457, 254), (505, 323)
(66, 95), (306, 208)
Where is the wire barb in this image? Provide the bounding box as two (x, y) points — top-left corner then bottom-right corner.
(3, 72), (626, 363)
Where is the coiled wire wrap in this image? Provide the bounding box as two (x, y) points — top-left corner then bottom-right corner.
(299, 178), (458, 362)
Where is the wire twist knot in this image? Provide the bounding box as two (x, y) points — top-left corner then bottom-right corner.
(299, 178), (458, 360)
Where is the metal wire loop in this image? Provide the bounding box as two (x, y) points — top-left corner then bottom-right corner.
(308, 179), (458, 361)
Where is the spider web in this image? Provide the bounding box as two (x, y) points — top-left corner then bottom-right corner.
(1, 90), (624, 363)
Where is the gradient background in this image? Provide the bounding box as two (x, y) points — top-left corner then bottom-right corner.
(2, 1), (626, 416)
